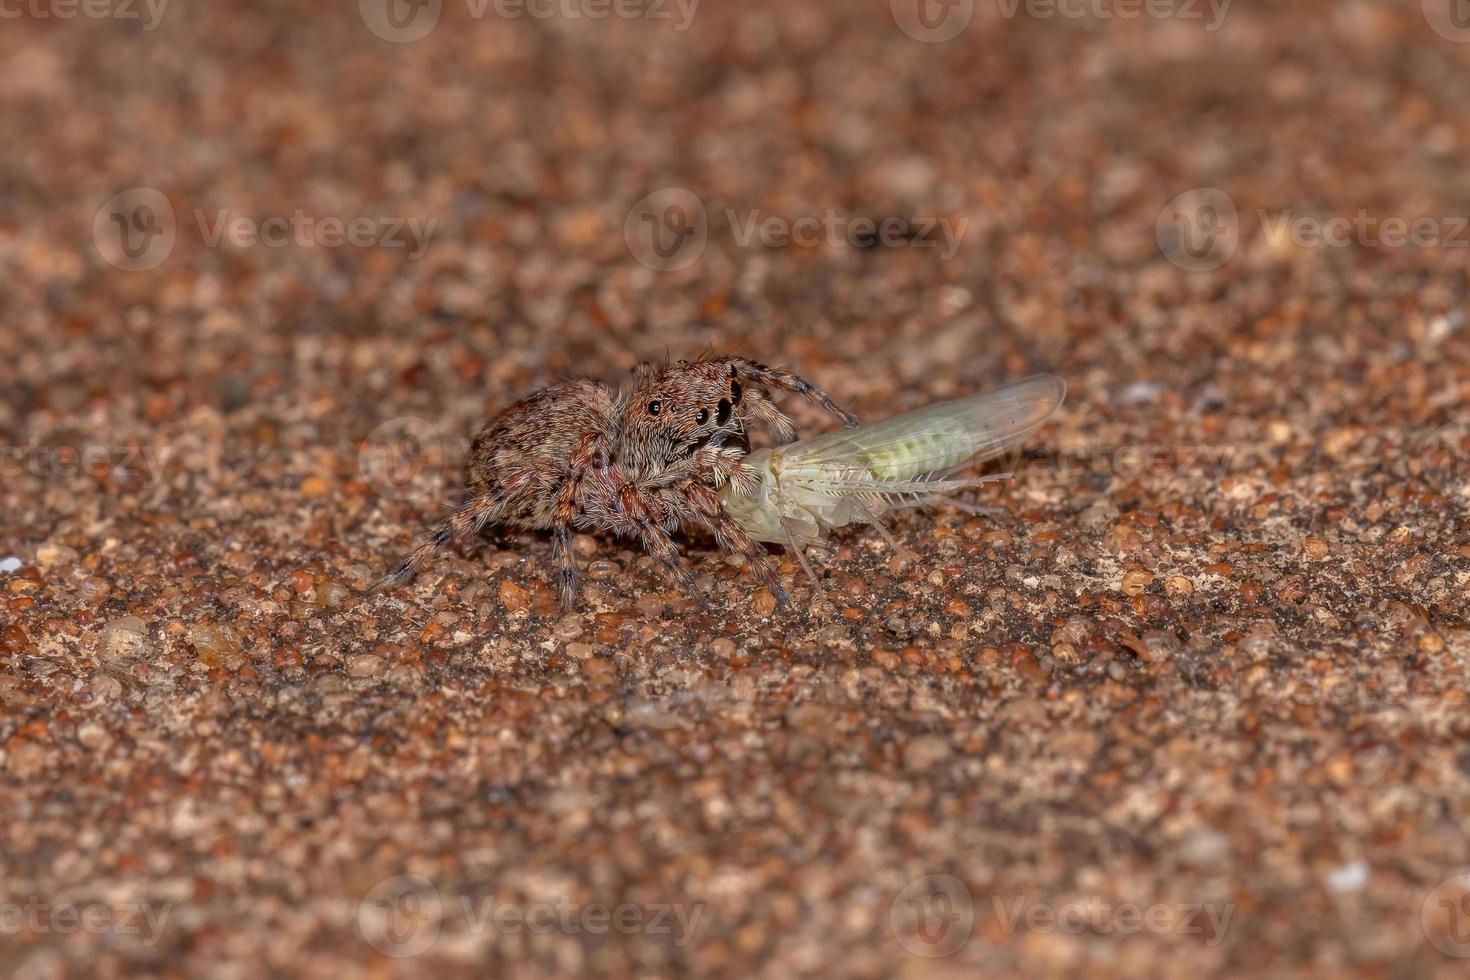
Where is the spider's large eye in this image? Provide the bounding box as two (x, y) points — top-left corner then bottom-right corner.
(730, 379), (742, 403)
(647, 400), (661, 416)
(695, 408), (710, 425)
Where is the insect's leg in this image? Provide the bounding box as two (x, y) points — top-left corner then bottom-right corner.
(920, 473), (1012, 517)
(373, 489), (507, 592)
(778, 516), (827, 600)
(851, 501), (905, 554)
(719, 356), (860, 428)
(927, 495), (1004, 517)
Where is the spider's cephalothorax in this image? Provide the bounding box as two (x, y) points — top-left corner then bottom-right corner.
(374, 354), (857, 612)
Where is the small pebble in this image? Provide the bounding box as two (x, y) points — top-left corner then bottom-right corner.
(582, 657), (614, 681)
(77, 577), (111, 604)
(316, 581), (350, 608)
(77, 722), (111, 751)
(290, 570), (315, 596)
(1121, 570), (1154, 596)
(349, 653), (385, 677)
(903, 735), (953, 772)
(189, 623), (244, 669)
(100, 616), (149, 660)
(587, 559), (620, 580)
(0, 557), (21, 574)
(1165, 575), (1194, 596)
(499, 580), (530, 612)
(35, 544), (78, 569)
(1326, 859), (1369, 894)
(752, 588), (778, 616)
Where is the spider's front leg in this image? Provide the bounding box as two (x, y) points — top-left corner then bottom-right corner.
(713, 356), (860, 431)
(653, 439), (761, 498)
(601, 475), (706, 607)
(676, 480), (791, 608)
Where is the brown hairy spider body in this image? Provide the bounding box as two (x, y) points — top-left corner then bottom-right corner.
(375, 355), (857, 611)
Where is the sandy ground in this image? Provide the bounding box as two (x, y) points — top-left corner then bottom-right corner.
(2, 1), (1470, 976)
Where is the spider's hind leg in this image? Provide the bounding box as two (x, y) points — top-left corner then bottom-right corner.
(374, 491), (507, 592)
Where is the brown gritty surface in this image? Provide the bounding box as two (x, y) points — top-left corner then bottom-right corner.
(2, 1), (1469, 977)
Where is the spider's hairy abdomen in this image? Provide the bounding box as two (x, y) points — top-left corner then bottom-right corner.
(465, 378), (622, 529)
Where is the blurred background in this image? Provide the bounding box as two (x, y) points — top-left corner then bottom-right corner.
(2, 0), (1470, 976)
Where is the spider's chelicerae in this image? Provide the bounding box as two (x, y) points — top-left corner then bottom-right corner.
(375, 355), (858, 610)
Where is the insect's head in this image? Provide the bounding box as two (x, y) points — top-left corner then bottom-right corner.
(622, 360), (747, 459)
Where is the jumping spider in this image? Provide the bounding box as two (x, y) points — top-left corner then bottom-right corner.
(375, 355), (858, 611)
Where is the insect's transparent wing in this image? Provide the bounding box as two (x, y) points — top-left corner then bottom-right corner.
(776, 374), (1065, 484)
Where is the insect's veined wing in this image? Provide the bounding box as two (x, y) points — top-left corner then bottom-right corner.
(774, 374), (1066, 483)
